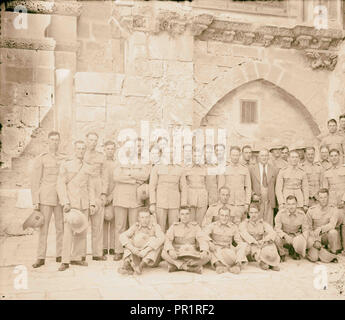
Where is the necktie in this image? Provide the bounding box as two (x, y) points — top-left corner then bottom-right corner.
(262, 165), (268, 188)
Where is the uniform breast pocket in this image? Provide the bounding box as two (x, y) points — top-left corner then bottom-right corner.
(44, 165), (59, 176)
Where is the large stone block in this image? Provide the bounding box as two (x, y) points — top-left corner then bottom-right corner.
(1, 49), (54, 68)
(34, 68), (54, 85)
(123, 76), (152, 97)
(92, 23), (111, 40)
(207, 40), (232, 56)
(2, 12), (51, 40)
(77, 94), (106, 107)
(106, 95), (125, 107)
(80, 2), (112, 21)
(46, 15), (77, 41)
(194, 64), (219, 84)
(76, 106), (106, 122)
(232, 45), (263, 61)
(75, 72), (124, 94)
(162, 97), (193, 126)
(77, 20), (90, 39)
(5, 67), (34, 83)
(166, 61), (193, 77)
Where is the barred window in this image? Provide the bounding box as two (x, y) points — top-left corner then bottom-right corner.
(240, 100), (258, 124)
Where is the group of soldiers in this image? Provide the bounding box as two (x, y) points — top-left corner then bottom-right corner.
(29, 115), (345, 275)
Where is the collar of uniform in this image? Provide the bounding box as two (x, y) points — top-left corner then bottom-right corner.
(249, 218), (263, 226)
(287, 210), (297, 217)
(137, 223), (153, 230)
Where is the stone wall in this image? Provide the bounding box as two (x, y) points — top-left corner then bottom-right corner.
(0, 0), (345, 169)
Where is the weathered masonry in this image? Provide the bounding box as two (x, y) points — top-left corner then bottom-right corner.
(0, 0), (345, 183)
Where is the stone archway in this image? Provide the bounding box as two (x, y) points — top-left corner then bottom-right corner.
(193, 61), (325, 136)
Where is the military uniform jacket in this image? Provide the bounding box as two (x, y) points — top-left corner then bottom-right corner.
(31, 152), (66, 206)
(119, 220), (165, 251)
(112, 163), (151, 208)
(84, 150), (107, 196)
(217, 162), (251, 206)
(205, 164), (218, 206)
(300, 161), (324, 199)
(164, 221), (209, 253)
(319, 160), (332, 171)
(185, 165), (208, 208)
(239, 219), (276, 245)
(269, 157), (288, 171)
(149, 164), (187, 209)
(306, 204), (338, 235)
(202, 202), (232, 227)
(320, 133), (345, 158)
(274, 208), (309, 240)
(322, 165), (345, 205)
(57, 158), (96, 210)
(203, 220), (242, 248)
(275, 165), (309, 207)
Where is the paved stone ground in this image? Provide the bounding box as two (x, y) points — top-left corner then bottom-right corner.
(1, 219), (345, 300)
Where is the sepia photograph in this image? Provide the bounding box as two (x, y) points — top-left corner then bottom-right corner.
(0, 0), (345, 304)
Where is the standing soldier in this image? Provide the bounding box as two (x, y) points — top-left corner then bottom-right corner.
(202, 187), (232, 226)
(301, 146), (324, 206)
(84, 132), (107, 261)
(111, 138), (151, 261)
(218, 146), (251, 223)
(184, 145), (208, 226)
(281, 146), (289, 162)
(203, 207), (246, 274)
(269, 144), (287, 171)
(30, 131), (65, 268)
(240, 145), (254, 167)
(306, 189), (340, 262)
(161, 207), (210, 274)
(276, 150), (309, 212)
(319, 145), (332, 171)
(322, 149), (345, 251)
(290, 142), (306, 165)
(102, 141), (116, 257)
(338, 114), (345, 136)
(205, 144), (218, 206)
(149, 149), (187, 233)
(319, 119), (345, 164)
(249, 149), (278, 226)
(57, 140), (96, 271)
(274, 195), (309, 261)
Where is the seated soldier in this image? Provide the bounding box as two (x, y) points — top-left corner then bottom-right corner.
(202, 187), (233, 227)
(238, 203), (280, 271)
(274, 195), (309, 261)
(203, 207), (246, 274)
(118, 209), (165, 275)
(306, 188), (340, 263)
(161, 206), (210, 274)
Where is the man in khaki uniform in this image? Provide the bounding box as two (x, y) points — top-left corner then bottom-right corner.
(205, 144), (218, 206)
(202, 187), (231, 226)
(239, 203), (280, 271)
(84, 132), (107, 261)
(162, 207), (210, 274)
(57, 141), (96, 271)
(318, 145), (332, 171)
(184, 145), (208, 226)
(110, 138), (151, 261)
(301, 146), (324, 206)
(240, 145), (255, 167)
(30, 131), (66, 268)
(274, 195), (309, 260)
(322, 149), (345, 250)
(281, 146), (289, 162)
(269, 144), (288, 171)
(276, 150), (309, 211)
(218, 146), (251, 223)
(306, 189), (340, 262)
(118, 210), (165, 275)
(319, 119), (345, 164)
(204, 207), (246, 274)
(149, 152), (187, 232)
(102, 141), (116, 257)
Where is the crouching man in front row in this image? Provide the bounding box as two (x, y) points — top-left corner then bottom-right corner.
(118, 209), (165, 275)
(306, 188), (340, 263)
(162, 206), (210, 274)
(274, 195), (309, 261)
(239, 203), (281, 271)
(203, 207), (246, 274)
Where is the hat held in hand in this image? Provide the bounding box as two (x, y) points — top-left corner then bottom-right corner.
(23, 209), (45, 230)
(137, 183), (149, 202)
(64, 209), (88, 234)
